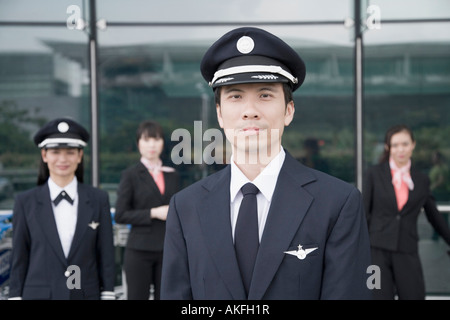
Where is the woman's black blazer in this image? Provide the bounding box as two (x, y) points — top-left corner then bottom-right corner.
(363, 161), (450, 253)
(114, 162), (180, 251)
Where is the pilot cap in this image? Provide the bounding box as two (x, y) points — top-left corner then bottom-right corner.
(200, 27), (306, 92)
(34, 118), (90, 149)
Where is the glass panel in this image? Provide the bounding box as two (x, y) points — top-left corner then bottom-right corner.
(0, 0), (87, 22)
(365, 22), (450, 44)
(2, 0), (448, 299)
(97, 23), (355, 207)
(97, 0), (352, 23)
(363, 23), (450, 202)
(368, 0), (450, 20)
(363, 22), (450, 297)
(0, 26), (90, 210)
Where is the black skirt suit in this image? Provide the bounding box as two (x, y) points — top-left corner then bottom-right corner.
(114, 162), (180, 300)
(363, 161), (450, 299)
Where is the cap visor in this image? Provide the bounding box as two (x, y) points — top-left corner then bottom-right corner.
(212, 72), (289, 88)
(38, 137), (87, 149)
(43, 143), (84, 149)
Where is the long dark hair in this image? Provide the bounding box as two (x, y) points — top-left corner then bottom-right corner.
(379, 124), (415, 164)
(36, 149), (85, 185)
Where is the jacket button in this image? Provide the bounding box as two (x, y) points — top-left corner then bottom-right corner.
(396, 215), (401, 220)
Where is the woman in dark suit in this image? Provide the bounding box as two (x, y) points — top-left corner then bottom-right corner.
(363, 124), (450, 300)
(9, 118), (115, 300)
(114, 120), (180, 300)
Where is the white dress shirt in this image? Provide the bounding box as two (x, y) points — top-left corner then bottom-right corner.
(230, 148), (286, 242)
(48, 177), (78, 258)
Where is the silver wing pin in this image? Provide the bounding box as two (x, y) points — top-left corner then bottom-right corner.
(284, 244), (318, 260)
(88, 221), (100, 230)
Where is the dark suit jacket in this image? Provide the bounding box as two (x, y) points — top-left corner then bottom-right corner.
(9, 182), (115, 300)
(363, 161), (450, 253)
(161, 151), (372, 300)
(114, 162), (180, 252)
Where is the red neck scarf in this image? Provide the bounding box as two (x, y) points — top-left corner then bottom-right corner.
(140, 157), (174, 194)
(389, 157), (414, 211)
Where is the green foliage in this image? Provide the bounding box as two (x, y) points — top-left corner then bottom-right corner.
(0, 100), (46, 155)
(100, 152), (140, 184)
(0, 153), (39, 168)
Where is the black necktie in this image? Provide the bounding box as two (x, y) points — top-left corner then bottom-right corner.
(53, 190), (74, 206)
(234, 182), (259, 296)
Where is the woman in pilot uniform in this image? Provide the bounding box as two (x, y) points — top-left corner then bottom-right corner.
(8, 118), (115, 300)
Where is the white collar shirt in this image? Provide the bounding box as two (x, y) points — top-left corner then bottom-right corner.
(48, 177), (78, 258)
(230, 148), (286, 242)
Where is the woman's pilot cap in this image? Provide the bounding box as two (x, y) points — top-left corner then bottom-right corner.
(34, 118), (90, 149)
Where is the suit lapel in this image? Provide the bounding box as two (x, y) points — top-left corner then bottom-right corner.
(137, 162), (163, 198)
(36, 184), (67, 264)
(67, 184), (94, 260)
(249, 153), (315, 299)
(380, 162), (399, 213)
(197, 166), (247, 300)
(137, 162), (162, 197)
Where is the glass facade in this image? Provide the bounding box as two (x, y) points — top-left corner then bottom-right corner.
(1, 0), (449, 297)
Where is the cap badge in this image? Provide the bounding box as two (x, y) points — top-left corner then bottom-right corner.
(57, 122), (69, 133)
(236, 36), (254, 54)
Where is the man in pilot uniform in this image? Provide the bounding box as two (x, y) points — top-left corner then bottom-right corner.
(160, 27), (372, 300)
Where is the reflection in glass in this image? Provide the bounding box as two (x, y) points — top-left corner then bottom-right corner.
(96, 25), (355, 190)
(0, 27), (89, 209)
